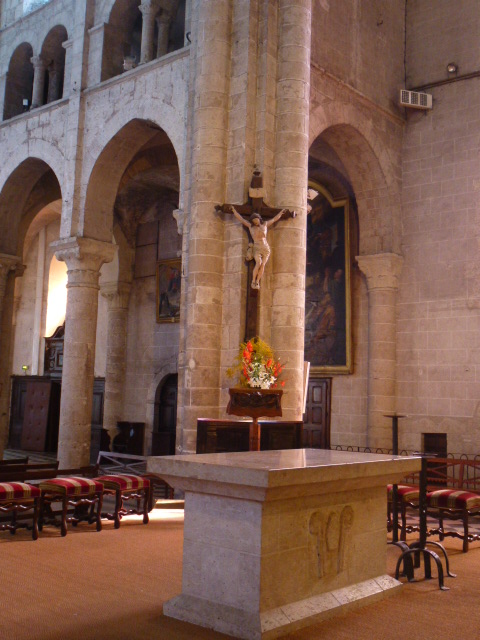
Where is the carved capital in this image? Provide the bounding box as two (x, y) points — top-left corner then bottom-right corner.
(0, 253), (22, 299)
(356, 253), (404, 292)
(100, 281), (131, 309)
(139, 0), (162, 17)
(52, 237), (117, 289)
(31, 55), (49, 71)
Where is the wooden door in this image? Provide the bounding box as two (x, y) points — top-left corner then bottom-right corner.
(20, 380), (53, 451)
(302, 378), (331, 449)
(152, 374), (178, 455)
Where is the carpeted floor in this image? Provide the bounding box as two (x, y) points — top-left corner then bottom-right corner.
(1, 508), (480, 640)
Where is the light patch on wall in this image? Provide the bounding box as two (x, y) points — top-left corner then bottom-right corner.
(45, 255), (67, 338)
(23, 0), (50, 15)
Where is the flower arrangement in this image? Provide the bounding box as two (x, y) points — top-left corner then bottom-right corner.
(227, 337), (285, 389)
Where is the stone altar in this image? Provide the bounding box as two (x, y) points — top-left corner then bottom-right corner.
(147, 449), (420, 639)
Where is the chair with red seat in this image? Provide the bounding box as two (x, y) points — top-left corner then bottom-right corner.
(0, 482), (41, 540)
(426, 488), (480, 552)
(387, 483), (420, 540)
(95, 474), (151, 528)
(39, 476), (104, 536)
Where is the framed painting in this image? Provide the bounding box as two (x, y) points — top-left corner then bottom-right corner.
(304, 183), (352, 375)
(156, 259), (181, 323)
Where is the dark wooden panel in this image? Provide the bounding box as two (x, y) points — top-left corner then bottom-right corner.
(196, 419), (303, 454)
(10, 375), (104, 457)
(113, 422), (145, 455)
(303, 378), (331, 449)
(21, 380), (53, 451)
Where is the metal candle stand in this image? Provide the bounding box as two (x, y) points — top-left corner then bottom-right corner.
(385, 413), (455, 590)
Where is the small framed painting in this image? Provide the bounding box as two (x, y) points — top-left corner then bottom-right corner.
(156, 259), (181, 323)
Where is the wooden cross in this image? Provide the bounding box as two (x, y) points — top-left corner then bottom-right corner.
(216, 170), (295, 340)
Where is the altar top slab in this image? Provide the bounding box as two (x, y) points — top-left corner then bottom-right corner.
(148, 449), (420, 490)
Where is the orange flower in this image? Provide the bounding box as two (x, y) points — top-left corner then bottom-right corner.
(246, 341), (254, 352)
(281, 380), (286, 387)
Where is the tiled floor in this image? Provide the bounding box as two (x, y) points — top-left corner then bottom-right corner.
(4, 448), (57, 463)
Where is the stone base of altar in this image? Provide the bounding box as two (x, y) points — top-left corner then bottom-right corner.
(148, 449), (420, 640)
(164, 575), (401, 639)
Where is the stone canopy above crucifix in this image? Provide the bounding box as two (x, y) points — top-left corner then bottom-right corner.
(216, 169), (296, 339)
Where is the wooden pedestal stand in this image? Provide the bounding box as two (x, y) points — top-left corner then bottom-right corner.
(226, 388), (283, 451)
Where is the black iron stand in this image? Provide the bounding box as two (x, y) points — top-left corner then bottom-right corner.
(385, 413), (454, 590)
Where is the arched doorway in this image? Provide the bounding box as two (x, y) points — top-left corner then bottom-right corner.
(152, 373), (177, 455)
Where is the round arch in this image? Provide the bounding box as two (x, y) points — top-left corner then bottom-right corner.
(145, 359), (178, 454)
(309, 102), (403, 255)
(83, 118), (181, 242)
(3, 42), (33, 120)
(0, 157), (62, 256)
(40, 25), (69, 104)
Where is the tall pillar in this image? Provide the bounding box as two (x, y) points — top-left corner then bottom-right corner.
(30, 55), (49, 109)
(176, 0), (231, 453)
(100, 282), (131, 447)
(139, 0), (161, 64)
(356, 253), (404, 449)
(0, 253), (20, 331)
(0, 255), (22, 456)
(272, 0), (312, 420)
(53, 238), (116, 467)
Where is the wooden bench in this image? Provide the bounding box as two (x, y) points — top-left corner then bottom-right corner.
(390, 457), (480, 552)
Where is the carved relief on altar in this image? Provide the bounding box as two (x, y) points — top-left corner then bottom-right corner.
(308, 505), (354, 579)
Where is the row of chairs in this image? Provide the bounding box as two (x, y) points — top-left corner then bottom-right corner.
(0, 460), (152, 539)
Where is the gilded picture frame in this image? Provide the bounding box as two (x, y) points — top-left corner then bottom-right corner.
(305, 183), (352, 375)
(156, 259), (181, 323)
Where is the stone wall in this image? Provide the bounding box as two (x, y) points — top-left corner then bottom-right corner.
(397, 0), (480, 455)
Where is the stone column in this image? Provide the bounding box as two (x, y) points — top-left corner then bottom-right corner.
(176, 0), (231, 453)
(62, 39), (73, 98)
(0, 72), (8, 120)
(0, 253), (20, 331)
(47, 58), (63, 103)
(0, 255), (22, 456)
(100, 282), (131, 447)
(156, 14), (171, 57)
(30, 55), (49, 109)
(272, 0), (312, 420)
(356, 253), (404, 449)
(139, 0), (161, 64)
(53, 237), (116, 467)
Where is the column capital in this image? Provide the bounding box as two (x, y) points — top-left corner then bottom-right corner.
(52, 237), (117, 288)
(356, 253), (404, 291)
(139, 0), (162, 17)
(100, 281), (131, 309)
(0, 254), (23, 298)
(31, 55), (49, 70)
(0, 252), (21, 273)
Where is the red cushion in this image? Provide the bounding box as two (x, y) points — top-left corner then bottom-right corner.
(427, 489), (480, 510)
(0, 482), (40, 500)
(39, 477), (104, 496)
(96, 474), (150, 491)
(387, 484), (420, 501)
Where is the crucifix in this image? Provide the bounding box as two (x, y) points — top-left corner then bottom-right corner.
(216, 169), (296, 341)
